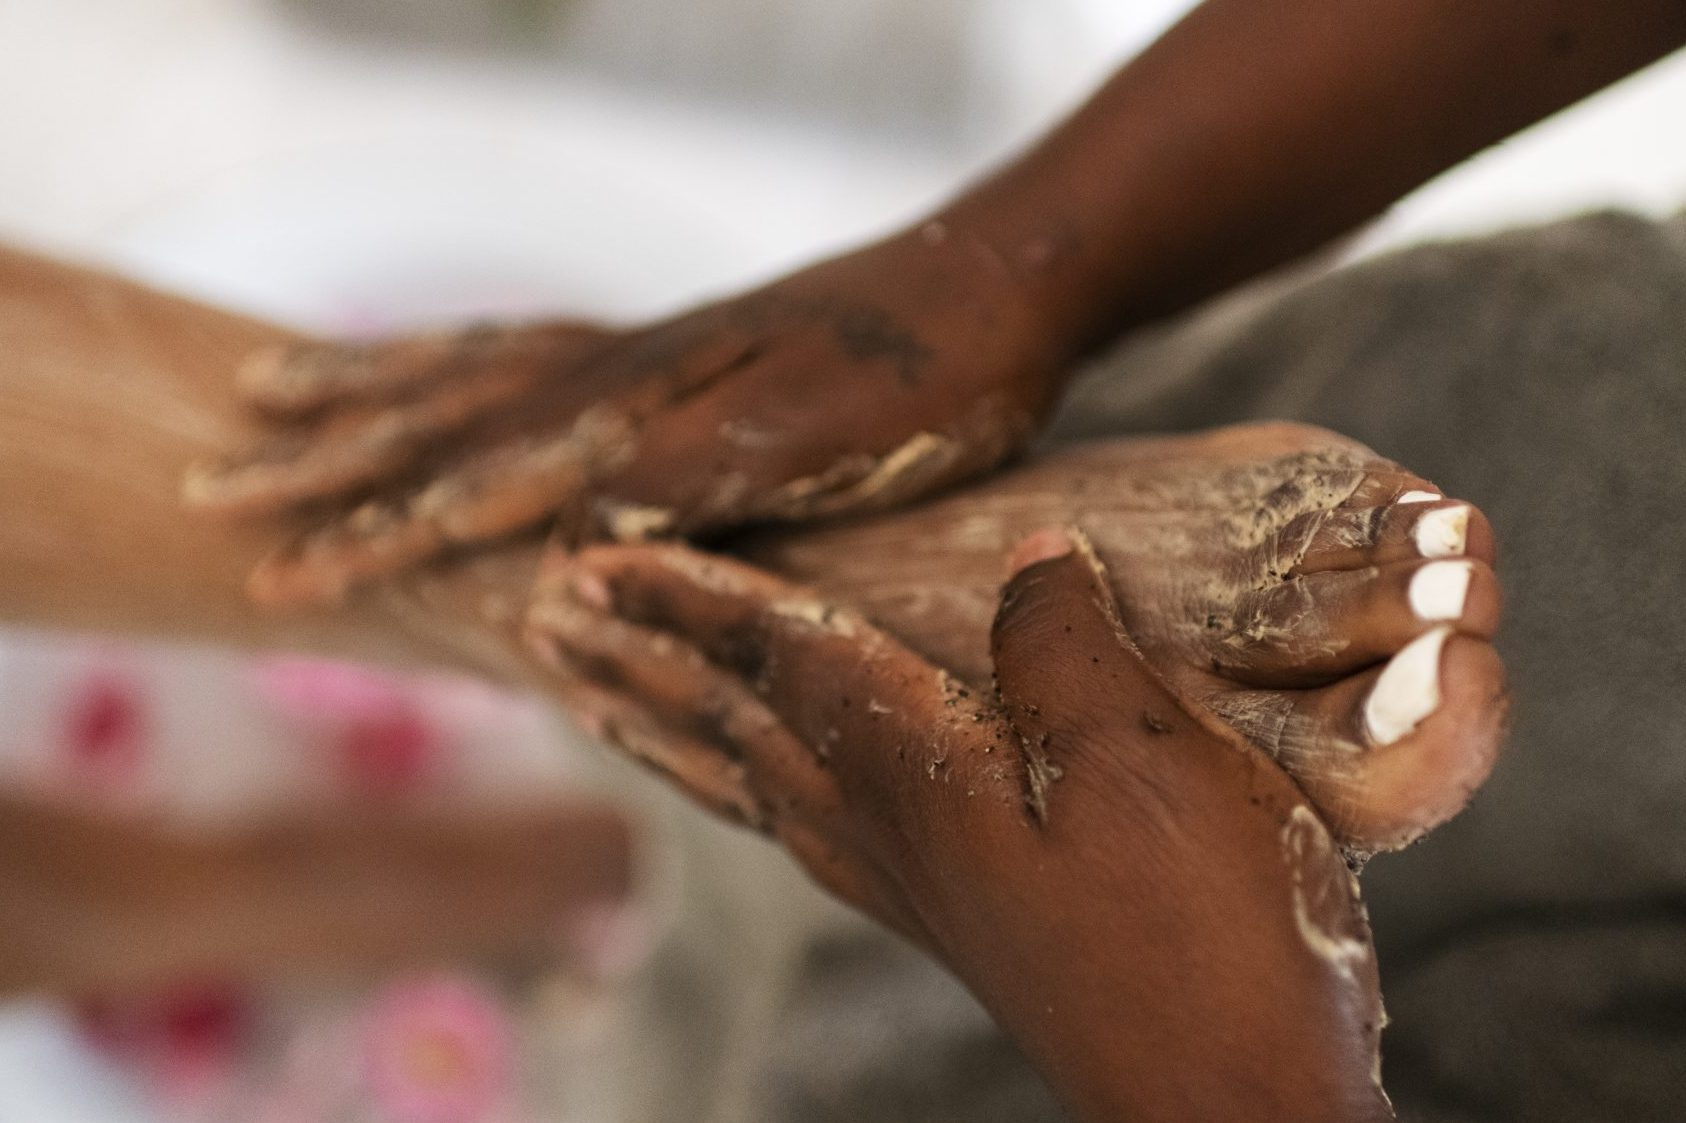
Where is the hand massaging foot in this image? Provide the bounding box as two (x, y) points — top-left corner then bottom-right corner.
(538, 422), (1507, 857)
(529, 530), (1401, 1121)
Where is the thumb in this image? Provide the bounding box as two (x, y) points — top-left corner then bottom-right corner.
(990, 528), (1215, 818)
(990, 528), (1389, 1112)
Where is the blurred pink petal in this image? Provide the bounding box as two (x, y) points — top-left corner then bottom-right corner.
(364, 977), (514, 1123)
(75, 982), (250, 1106)
(338, 710), (439, 797)
(60, 670), (148, 781)
(252, 659), (446, 794)
(251, 659), (413, 724)
(414, 673), (537, 735)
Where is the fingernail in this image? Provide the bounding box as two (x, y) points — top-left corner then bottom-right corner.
(1408, 560), (1472, 621)
(1397, 489), (1441, 504)
(1413, 504), (1470, 558)
(1006, 528), (1075, 577)
(1364, 625), (1451, 746)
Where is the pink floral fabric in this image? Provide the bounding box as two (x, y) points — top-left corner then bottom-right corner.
(0, 637), (630, 1122)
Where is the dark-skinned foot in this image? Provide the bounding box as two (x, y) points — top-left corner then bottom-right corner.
(526, 532), (1395, 1122)
(550, 422), (1509, 854)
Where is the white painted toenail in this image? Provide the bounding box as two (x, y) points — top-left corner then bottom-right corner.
(1364, 626), (1451, 746)
(1408, 560), (1472, 621)
(1413, 504), (1470, 558)
(1397, 489), (1441, 504)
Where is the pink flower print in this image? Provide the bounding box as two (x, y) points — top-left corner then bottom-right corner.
(75, 982), (250, 1107)
(251, 659), (443, 796)
(338, 708), (438, 798)
(59, 668), (149, 788)
(363, 977), (515, 1123)
(252, 659), (413, 723)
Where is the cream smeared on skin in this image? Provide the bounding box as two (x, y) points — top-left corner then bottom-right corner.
(602, 502), (678, 541)
(751, 432), (959, 521)
(1281, 806), (1371, 982)
(1413, 504), (1470, 558)
(744, 428), (1500, 853)
(769, 598), (863, 637)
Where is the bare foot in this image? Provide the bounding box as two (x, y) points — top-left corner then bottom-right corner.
(527, 533), (1394, 1121)
(566, 422), (1508, 854)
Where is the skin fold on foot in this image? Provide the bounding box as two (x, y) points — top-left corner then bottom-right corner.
(536, 422), (1509, 855)
(527, 531), (1396, 1122)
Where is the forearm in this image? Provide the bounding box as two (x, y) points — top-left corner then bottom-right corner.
(0, 793), (633, 994)
(0, 245), (538, 683)
(931, 0), (1686, 359)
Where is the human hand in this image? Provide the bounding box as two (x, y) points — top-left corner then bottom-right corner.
(186, 229), (1061, 604)
(524, 532), (1392, 1121)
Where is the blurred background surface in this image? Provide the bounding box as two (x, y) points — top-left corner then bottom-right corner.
(3, 0), (1686, 1119)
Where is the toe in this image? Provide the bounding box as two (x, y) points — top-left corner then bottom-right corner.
(1215, 558), (1500, 687)
(1284, 497), (1496, 575)
(1212, 630), (1509, 852)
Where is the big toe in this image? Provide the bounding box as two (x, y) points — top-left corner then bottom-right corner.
(1209, 629), (1509, 852)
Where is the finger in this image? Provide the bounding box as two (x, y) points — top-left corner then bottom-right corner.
(553, 543), (1014, 810)
(591, 373), (1031, 539)
(546, 670), (767, 830)
(533, 566), (934, 942)
(528, 592), (836, 820)
(183, 364), (544, 514)
(247, 427), (605, 604)
(990, 528), (1254, 820)
(243, 330), (774, 599)
(235, 322), (608, 417)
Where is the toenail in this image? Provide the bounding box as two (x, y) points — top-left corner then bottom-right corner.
(1408, 560), (1472, 621)
(1413, 504), (1470, 558)
(1364, 626), (1450, 746)
(1397, 489), (1441, 504)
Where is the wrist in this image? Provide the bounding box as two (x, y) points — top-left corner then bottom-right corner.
(910, 190), (1129, 369)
